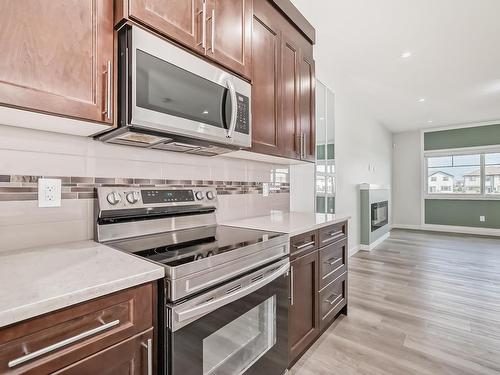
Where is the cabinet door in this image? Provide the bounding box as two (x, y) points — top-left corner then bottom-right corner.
(250, 0), (282, 156)
(299, 51), (316, 161)
(280, 34), (301, 159)
(0, 0), (113, 124)
(289, 249), (320, 365)
(129, 0), (202, 52)
(53, 330), (153, 375)
(207, 0), (252, 79)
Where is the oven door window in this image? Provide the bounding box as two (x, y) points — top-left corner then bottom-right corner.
(136, 50), (231, 129)
(203, 296), (276, 375)
(168, 271), (288, 375)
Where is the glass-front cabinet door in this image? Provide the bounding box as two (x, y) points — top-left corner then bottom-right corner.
(315, 80), (336, 214)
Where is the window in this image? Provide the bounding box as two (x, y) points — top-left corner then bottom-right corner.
(426, 151), (500, 197)
(485, 153), (500, 195)
(426, 154), (481, 194)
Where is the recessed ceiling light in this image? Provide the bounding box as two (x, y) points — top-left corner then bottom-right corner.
(202, 110), (209, 114)
(418, 98), (426, 103)
(427, 120), (433, 123)
(401, 51), (412, 59)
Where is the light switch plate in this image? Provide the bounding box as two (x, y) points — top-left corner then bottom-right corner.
(480, 216), (486, 222)
(38, 178), (62, 207)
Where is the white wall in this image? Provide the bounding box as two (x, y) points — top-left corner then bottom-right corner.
(392, 131), (422, 227)
(334, 93), (393, 254)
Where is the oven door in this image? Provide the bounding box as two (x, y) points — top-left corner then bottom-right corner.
(166, 260), (289, 375)
(127, 26), (251, 148)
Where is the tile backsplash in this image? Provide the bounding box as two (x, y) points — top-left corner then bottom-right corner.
(0, 125), (290, 251)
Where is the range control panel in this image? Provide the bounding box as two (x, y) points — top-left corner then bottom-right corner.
(235, 93), (250, 135)
(97, 186), (217, 211)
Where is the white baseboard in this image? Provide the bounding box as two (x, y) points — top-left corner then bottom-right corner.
(359, 232), (390, 251)
(349, 245), (360, 257)
(392, 223), (500, 237)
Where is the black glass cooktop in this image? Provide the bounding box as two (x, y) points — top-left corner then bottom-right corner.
(109, 225), (285, 267)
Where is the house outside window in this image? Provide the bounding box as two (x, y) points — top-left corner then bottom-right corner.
(426, 152), (500, 196)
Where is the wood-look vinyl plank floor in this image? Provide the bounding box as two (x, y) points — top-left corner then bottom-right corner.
(290, 229), (500, 375)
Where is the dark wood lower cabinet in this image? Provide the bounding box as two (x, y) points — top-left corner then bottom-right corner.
(289, 248), (320, 365)
(288, 221), (349, 367)
(0, 283), (155, 375)
(53, 329), (153, 375)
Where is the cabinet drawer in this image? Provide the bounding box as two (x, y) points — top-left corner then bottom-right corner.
(318, 221), (347, 248)
(0, 283), (153, 374)
(319, 239), (347, 289)
(290, 230), (318, 259)
(319, 272), (347, 331)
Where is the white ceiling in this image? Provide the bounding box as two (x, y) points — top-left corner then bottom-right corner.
(291, 0), (500, 133)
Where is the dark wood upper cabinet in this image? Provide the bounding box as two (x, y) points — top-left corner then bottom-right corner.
(0, 0), (114, 124)
(126, 0), (252, 78)
(250, 0), (282, 155)
(251, 0), (315, 161)
(299, 51), (316, 161)
(128, 0), (203, 53)
(207, 0), (252, 78)
(289, 247), (320, 365)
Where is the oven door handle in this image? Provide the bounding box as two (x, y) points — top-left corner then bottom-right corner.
(174, 262), (289, 324)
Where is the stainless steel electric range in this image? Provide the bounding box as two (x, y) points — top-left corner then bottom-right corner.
(95, 186), (290, 375)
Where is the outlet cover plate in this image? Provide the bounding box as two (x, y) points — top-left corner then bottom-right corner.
(38, 178), (62, 208)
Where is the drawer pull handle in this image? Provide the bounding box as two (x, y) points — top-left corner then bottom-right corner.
(325, 293), (341, 305)
(322, 233), (344, 244)
(295, 240), (315, 250)
(325, 257), (341, 266)
(8, 319), (120, 368)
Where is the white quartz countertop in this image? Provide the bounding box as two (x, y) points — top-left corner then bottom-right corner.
(0, 241), (164, 328)
(222, 212), (351, 237)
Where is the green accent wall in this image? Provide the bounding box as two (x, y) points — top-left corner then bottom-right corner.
(424, 123), (500, 151)
(425, 199), (500, 229)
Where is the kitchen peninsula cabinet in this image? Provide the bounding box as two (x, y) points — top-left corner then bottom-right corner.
(0, 0), (114, 125)
(0, 283), (155, 374)
(251, 0), (316, 161)
(124, 0), (252, 79)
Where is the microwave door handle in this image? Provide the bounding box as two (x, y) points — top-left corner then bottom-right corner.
(174, 262), (289, 324)
(225, 79), (238, 138)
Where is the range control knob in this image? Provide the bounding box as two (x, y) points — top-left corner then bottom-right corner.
(195, 191), (204, 200)
(126, 191), (140, 204)
(106, 192), (122, 205)
(206, 190), (215, 200)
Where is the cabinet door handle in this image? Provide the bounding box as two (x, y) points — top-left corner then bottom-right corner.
(290, 265), (294, 306)
(197, 1), (207, 51)
(8, 319), (120, 368)
(103, 60), (112, 120)
(141, 338), (153, 375)
(294, 240), (315, 250)
(303, 132), (307, 158)
(211, 8), (215, 53)
(325, 293), (341, 305)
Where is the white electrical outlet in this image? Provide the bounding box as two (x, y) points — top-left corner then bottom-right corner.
(480, 216), (486, 222)
(38, 178), (62, 208)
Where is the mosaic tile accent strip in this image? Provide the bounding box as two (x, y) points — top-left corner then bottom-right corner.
(0, 175), (290, 201)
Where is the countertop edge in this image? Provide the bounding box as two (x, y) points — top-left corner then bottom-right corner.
(222, 213), (351, 237)
(0, 267), (164, 329)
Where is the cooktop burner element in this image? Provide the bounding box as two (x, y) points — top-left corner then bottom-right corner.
(94, 186), (289, 302)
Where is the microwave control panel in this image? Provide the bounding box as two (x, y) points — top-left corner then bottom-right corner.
(235, 93), (250, 135)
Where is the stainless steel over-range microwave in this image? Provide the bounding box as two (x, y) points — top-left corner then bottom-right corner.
(98, 25), (251, 156)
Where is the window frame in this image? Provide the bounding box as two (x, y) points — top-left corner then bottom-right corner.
(424, 148), (500, 200)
